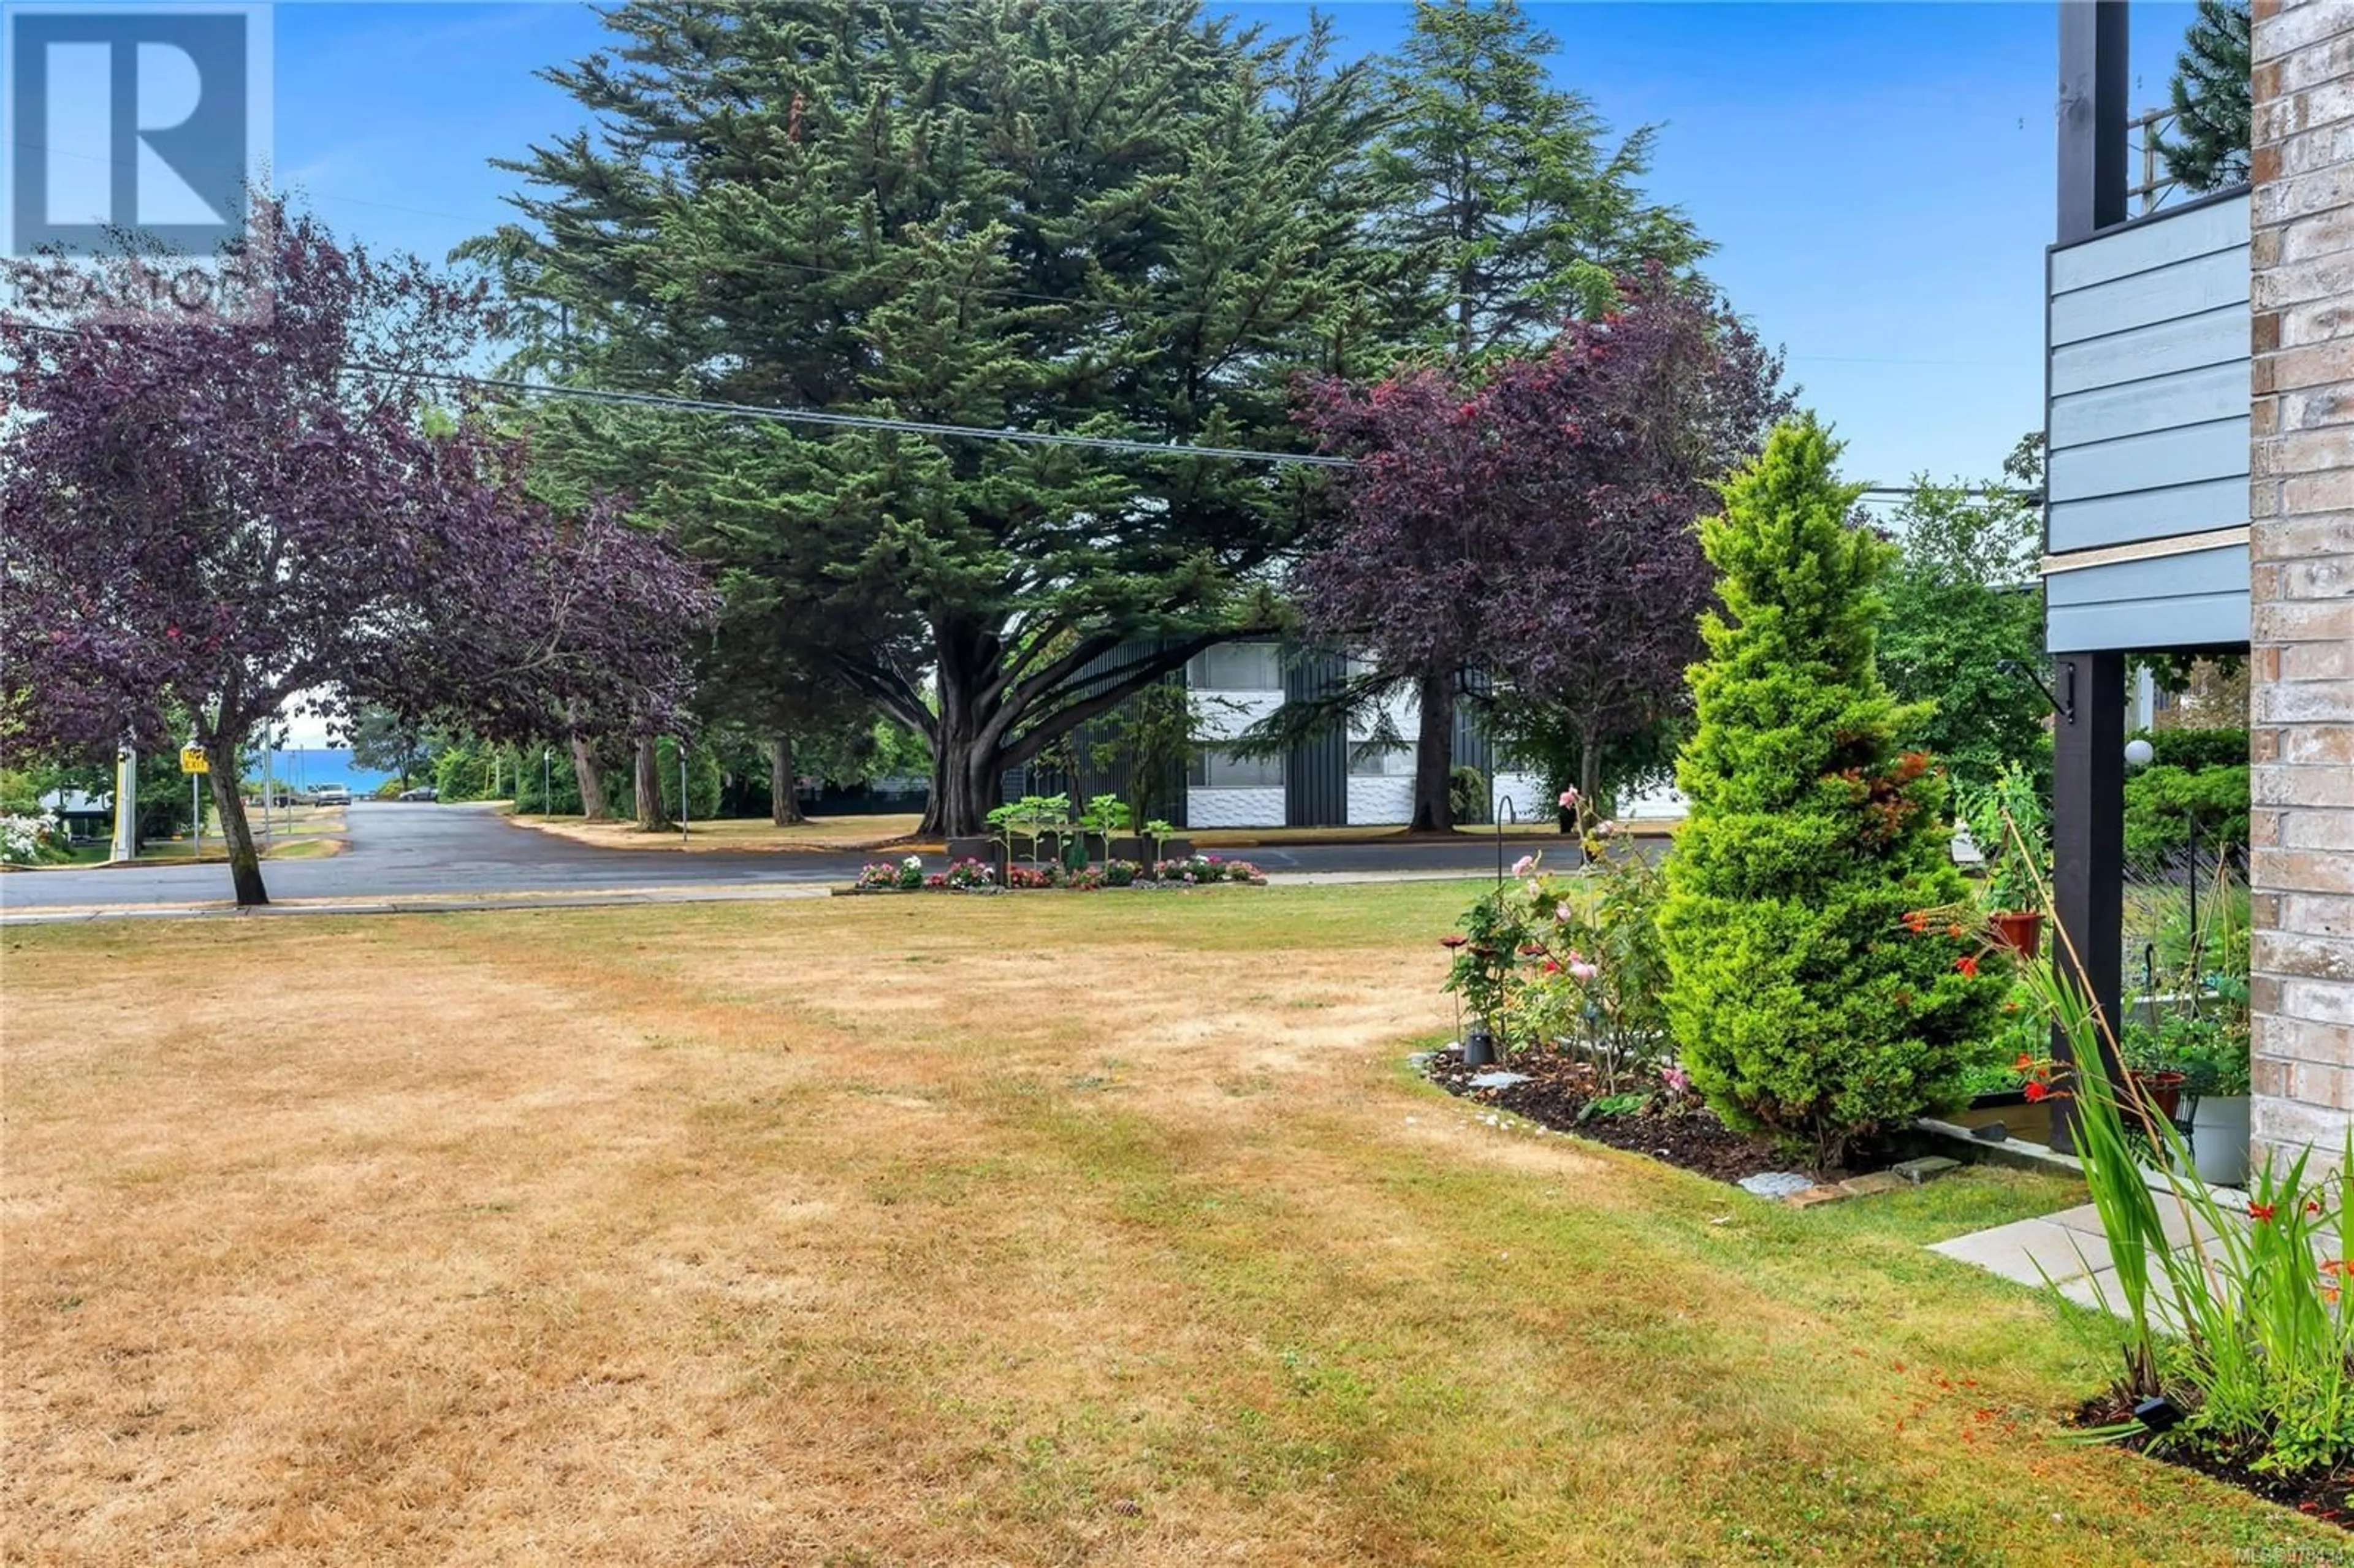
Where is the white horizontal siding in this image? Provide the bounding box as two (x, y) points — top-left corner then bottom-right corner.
(1191, 688), (1280, 742)
(1347, 776), (1414, 826)
(1186, 786), (1286, 829)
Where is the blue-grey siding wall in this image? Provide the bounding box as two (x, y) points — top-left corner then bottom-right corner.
(2044, 188), (2253, 652)
(1283, 647), (1349, 828)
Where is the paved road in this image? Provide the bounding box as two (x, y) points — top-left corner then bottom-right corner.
(1, 802), (1533, 913)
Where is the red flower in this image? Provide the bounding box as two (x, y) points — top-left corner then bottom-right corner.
(2013, 1054), (2036, 1073)
(1954, 955), (1979, 979)
(2320, 1258), (2346, 1277)
(1541, 961), (1560, 975)
(2308, 1200), (2324, 1217)
(2024, 1081), (2049, 1104)
(2250, 1202), (2277, 1223)
(1903, 911), (1929, 935)
(1441, 935), (1468, 950)
(1947, 923), (1966, 938)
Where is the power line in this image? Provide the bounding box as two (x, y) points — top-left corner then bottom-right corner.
(17, 320), (2035, 492)
(351, 365), (1358, 468)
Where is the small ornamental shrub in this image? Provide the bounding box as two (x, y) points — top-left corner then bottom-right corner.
(0, 809), (67, 866)
(856, 861), (901, 889)
(1006, 864), (1057, 890)
(1104, 859), (1142, 887)
(1659, 416), (2001, 1170)
(944, 858), (996, 891)
(896, 853), (924, 889)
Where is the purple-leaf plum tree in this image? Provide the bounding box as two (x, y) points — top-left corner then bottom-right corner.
(0, 203), (714, 904)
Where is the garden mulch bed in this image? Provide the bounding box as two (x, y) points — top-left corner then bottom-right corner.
(1421, 1045), (1905, 1187)
(2074, 1393), (2354, 1531)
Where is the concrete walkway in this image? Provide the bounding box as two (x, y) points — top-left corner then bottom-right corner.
(1929, 1196), (2250, 1314)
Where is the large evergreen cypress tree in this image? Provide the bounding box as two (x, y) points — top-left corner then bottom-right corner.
(474, 1), (1377, 835)
(2157, 0), (2251, 194)
(1659, 417), (1999, 1171)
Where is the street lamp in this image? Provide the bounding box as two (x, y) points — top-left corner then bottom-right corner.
(2124, 736), (2155, 769)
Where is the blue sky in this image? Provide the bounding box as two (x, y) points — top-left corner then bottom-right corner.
(263, 1), (2199, 490)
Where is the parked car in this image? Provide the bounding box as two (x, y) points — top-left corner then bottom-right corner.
(397, 786), (438, 803)
(313, 784), (352, 807)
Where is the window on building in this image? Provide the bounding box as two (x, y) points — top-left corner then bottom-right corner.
(1347, 743), (1415, 777)
(1187, 642), (1281, 691)
(1187, 747), (1285, 788)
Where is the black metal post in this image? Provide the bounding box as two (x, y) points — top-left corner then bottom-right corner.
(2057, 0), (2130, 242)
(2049, 652), (2128, 1153)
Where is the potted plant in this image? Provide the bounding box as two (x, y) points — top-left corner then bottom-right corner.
(2119, 1021), (2190, 1128)
(1963, 763), (2048, 957)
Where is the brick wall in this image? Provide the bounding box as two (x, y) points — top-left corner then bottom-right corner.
(2249, 0), (2354, 1168)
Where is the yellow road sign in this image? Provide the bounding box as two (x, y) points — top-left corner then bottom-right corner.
(180, 745), (209, 774)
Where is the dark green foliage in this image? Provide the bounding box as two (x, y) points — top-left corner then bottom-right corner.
(1365, 0), (1707, 360)
(1448, 764), (1488, 827)
(1876, 436), (2049, 795)
(2157, 0), (2252, 194)
(2137, 727), (2250, 772)
(346, 707), (444, 791)
(435, 740), (498, 803)
(479, 0), (1375, 835)
(1659, 417), (2002, 1170)
(2125, 763), (2251, 865)
(656, 739), (725, 822)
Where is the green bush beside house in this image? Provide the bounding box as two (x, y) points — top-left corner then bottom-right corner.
(1659, 417), (2003, 1170)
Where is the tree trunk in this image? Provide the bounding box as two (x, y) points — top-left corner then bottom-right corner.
(633, 736), (671, 831)
(570, 736), (611, 820)
(769, 736), (805, 826)
(1409, 667), (1455, 834)
(921, 652), (998, 839)
(204, 736), (268, 907)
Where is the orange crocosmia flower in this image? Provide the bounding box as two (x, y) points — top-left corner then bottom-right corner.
(1954, 955), (1980, 979)
(2321, 1258), (2347, 1277)
(2024, 1081), (2049, 1103)
(2013, 1053), (2035, 1072)
(1947, 923), (1966, 938)
(2249, 1202), (2277, 1222)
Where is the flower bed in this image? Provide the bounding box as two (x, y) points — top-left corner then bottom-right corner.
(1423, 1045), (1783, 1182)
(845, 853), (1264, 893)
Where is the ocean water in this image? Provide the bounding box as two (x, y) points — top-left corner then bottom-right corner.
(246, 748), (394, 794)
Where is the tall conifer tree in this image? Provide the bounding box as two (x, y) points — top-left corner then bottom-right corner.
(1659, 417), (1999, 1170)
(2157, 0), (2252, 194)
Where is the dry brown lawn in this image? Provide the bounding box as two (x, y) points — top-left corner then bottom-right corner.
(0, 886), (2325, 1565)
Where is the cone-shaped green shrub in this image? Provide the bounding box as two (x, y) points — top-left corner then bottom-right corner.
(1660, 416), (1999, 1170)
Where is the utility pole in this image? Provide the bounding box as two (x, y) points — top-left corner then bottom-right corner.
(679, 739), (689, 843)
(110, 743), (138, 862)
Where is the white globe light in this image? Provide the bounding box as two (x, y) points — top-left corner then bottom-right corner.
(2124, 737), (2156, 769)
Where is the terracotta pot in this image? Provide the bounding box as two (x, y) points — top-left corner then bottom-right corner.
(2132, 1069), (2187, 1125)
(1990, 910), (2044, 957)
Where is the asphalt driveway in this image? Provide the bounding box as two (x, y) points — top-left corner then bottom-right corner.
(0, 802), (1535, 915)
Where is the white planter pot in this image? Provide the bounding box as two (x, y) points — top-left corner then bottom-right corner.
(2187, 1095), (2250, 1187)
